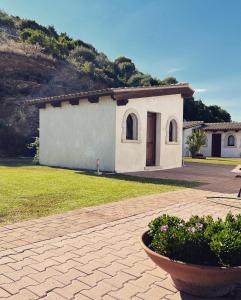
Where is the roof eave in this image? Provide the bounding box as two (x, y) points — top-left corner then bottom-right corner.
(112, 85), (194, 101)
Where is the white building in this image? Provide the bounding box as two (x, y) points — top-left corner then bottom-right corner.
(30, 84), (194, 172)
(183, 121), (241, 158)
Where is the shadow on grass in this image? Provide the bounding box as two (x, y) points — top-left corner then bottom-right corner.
(0, 158), (201, 189)
(75, 171), (202, 189)
(0, 157), (34, 167)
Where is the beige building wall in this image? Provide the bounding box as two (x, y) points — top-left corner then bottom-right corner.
(39, 96), (116, 171)
(115, 94), (183, 173)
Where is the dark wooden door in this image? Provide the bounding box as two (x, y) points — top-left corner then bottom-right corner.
(146, 112), (156, 166)
(212, 133), (221, 157)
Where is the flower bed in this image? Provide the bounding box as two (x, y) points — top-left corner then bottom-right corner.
(148, 213), (241, 267)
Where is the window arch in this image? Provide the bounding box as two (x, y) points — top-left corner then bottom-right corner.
(121, 109), (141, 143)
(227, 135), (235, 147)
(168, 119), (178, 142)
(126, 113), (138, 140)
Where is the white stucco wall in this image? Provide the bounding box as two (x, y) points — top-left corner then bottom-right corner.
(39, 96), (116, 171)
(115, 94), (183, 173)
(201, 131), (241, 158)
(183, 128), (193, 156)
(183, 129), (241, 158)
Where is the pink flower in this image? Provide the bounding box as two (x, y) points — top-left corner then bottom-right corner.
(187, 227), (196, 233)
(196, 223), (204, 229)
(178, 223), (184, 228)
(160, 225), (169, 232)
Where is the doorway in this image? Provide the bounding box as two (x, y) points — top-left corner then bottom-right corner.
(211, 133), (221, 157)
(146, 112), (156, 166)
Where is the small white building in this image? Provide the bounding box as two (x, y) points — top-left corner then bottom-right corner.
(183, 121), (241, 158)
(30, 84), (194, 172)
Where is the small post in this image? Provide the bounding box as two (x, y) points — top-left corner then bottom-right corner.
(95, 159), (102, 176)
(238, 188), (241, 198)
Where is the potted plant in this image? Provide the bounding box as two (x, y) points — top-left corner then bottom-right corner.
(186, 129), (207, 158)
(140, 213), (241, 297)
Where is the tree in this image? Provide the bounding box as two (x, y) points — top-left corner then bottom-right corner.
(114, 56), (136, 82)
(159, 77), (178, 85)
(184, 97), (231, 122)
(186, 129), (207, 157)
(208, 105), (231, 122)
(128, 73), (152, 87)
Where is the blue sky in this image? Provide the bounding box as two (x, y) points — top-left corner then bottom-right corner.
(1, 0), (241, 120)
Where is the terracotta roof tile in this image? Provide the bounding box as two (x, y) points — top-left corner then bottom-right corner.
(183, 121), (204, 129)
(183, 121), (241, 131)
(204, 122), (241, 131)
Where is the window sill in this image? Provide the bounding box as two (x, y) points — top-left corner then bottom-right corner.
(121, 139), (141, 144)
(166, 141), (179, 145)
(225, 145), (237, 148)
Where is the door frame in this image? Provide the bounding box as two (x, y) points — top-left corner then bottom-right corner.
(146, 112), (157, 166)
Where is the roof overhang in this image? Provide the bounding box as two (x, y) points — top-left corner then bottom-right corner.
(25, 84), (194, 108)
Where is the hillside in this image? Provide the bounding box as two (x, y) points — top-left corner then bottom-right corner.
(0, 10), (231, 156)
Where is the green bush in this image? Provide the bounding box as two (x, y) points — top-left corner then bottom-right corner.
(0, 122), (31, 157)
(27, 136), (39, 164)
(148, 213), (241, 267)
(20, 29), (66, 58)
(0, 10), (15, 27)
(70, 46), (96, 62)
(19, 19), (57, 37)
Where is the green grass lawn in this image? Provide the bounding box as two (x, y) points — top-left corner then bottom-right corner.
(185, 157), (241, 166)
(0, 158), (198, 225)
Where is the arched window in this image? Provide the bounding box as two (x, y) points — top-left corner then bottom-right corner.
(126, 113), (138, 140)
(227, 135), (235, 146)
(168, 119), (178, 142)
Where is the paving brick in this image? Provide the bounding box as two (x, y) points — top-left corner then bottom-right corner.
(0, 274), (13, 285)
(102, 295), (118, 300)
(30, 267), (62, 283)
(130, 272), (162, 290)
(136, 284), (173, 300)
(41, 291), (67, 300)
(27, 278), (64, 297)
(78, 270), (111, 287)
(109, 282), (145, 299)
(81, 281), (118, 299)
(53, 268), (85, 285)
(6, 289), (38, 300)
(0, 287), (11, 298)
(31, 258), (59, 272)
(99, 261), (128, 276)
(103, 271), (136, 288)
(2, 276), (38, 295)
(6, 266), (37, 281)
(146, 267), (168, 279)
(54, 280), (90, 299)
(77, 259), (109, 275)
(8, 257), (38, 271)
(154, 276), (178, 293)
(122, 261), (154, 277)
(73, 293), (92, 300)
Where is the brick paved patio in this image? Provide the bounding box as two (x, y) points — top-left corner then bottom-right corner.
(0, 188), (240, 299)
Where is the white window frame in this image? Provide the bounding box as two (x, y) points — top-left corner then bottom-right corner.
(121, 109), (141, 143)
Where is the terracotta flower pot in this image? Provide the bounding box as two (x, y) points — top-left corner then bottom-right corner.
(140, 231), (241, 297)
